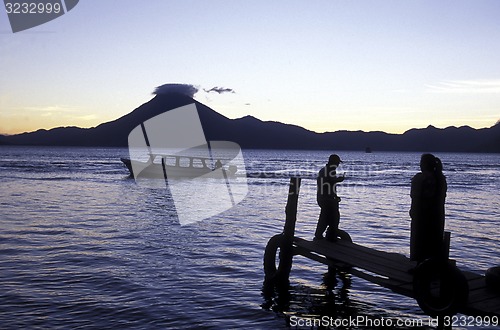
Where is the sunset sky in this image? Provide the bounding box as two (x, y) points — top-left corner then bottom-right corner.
(1, 1), (500, 135)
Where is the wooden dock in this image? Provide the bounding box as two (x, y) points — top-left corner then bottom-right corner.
(293, 237), (500, 317)
(264, 178), (500, 318)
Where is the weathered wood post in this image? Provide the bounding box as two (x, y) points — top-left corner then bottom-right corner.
(262, 177), (302, 285)
(283, 177), (301, 240)
(277, 177), (301, 283)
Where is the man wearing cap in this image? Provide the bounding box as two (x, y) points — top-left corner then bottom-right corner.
(314, 154), (345, 241)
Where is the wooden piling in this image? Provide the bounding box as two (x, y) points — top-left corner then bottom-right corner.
(277, 177), (301, 283)
(283, 177), (301, 242)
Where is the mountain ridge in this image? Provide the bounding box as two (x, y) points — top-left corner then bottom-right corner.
(1, 93), (499, 152)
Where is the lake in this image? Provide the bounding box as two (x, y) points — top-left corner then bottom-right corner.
(0, 147), (498, 329)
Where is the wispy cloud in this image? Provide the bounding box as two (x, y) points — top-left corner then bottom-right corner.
(425, 79), (500, 93)
(76, 114), (98, 121)
(204, 86), (235, 94)
(23, 105), (76, 113)
(16, 105), (97, 122)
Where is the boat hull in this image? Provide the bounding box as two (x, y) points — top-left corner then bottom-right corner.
(121, 157), (233, 179)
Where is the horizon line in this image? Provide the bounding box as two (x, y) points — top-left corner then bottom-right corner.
(1, 120), (497, 137)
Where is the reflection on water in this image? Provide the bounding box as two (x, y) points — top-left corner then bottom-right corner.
(262, 269), (354, 325)
(0, 147), (498, 329)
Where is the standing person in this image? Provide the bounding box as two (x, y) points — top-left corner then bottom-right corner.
(410, 153), (447, 262)
(314, 154), (345, 241)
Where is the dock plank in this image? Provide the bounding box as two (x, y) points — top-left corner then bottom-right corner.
(294, 237), (414, 283)
(291, 236), (500, 317)
(465, 276), (489, 291)
(464, 292), (500, 316)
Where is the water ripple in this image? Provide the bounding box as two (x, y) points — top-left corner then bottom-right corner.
(0, 147), (498, 328)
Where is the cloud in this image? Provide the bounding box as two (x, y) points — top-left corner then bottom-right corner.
(23, 105), (76, 113)
(204, 86), (235, 94)
(76, 114), (98, 121)
(425, 79), (500, 94)
(152, 83), (236, 98)
(153, 84), (199, 98)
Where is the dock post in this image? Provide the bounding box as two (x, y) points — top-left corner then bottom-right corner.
(279, 177), (301, 283)
(262, 177), (302, 286)
(283, 177), (301, 241)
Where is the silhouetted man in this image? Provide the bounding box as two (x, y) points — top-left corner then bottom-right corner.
(410, 153), (447, 262)
(315, 154), (345, 241)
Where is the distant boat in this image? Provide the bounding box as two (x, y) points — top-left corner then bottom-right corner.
(121, 154), (237, 179)
(365, 147), (372, 153)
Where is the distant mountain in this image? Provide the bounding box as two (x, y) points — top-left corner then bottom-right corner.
(1, 93), (499, 152)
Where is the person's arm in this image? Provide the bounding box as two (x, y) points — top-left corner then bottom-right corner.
(335, 173), (345, 183)
(326, 167), (344, 184)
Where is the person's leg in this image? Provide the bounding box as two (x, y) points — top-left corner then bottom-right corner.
(314, 207), (328, 239)
(315, 198), (329, 239)
(325, 202), (340, 241)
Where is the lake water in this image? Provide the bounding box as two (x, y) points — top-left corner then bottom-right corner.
(0, 147), (498, 329)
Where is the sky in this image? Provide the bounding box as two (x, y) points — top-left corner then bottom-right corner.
(1, 0), (500, 135)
